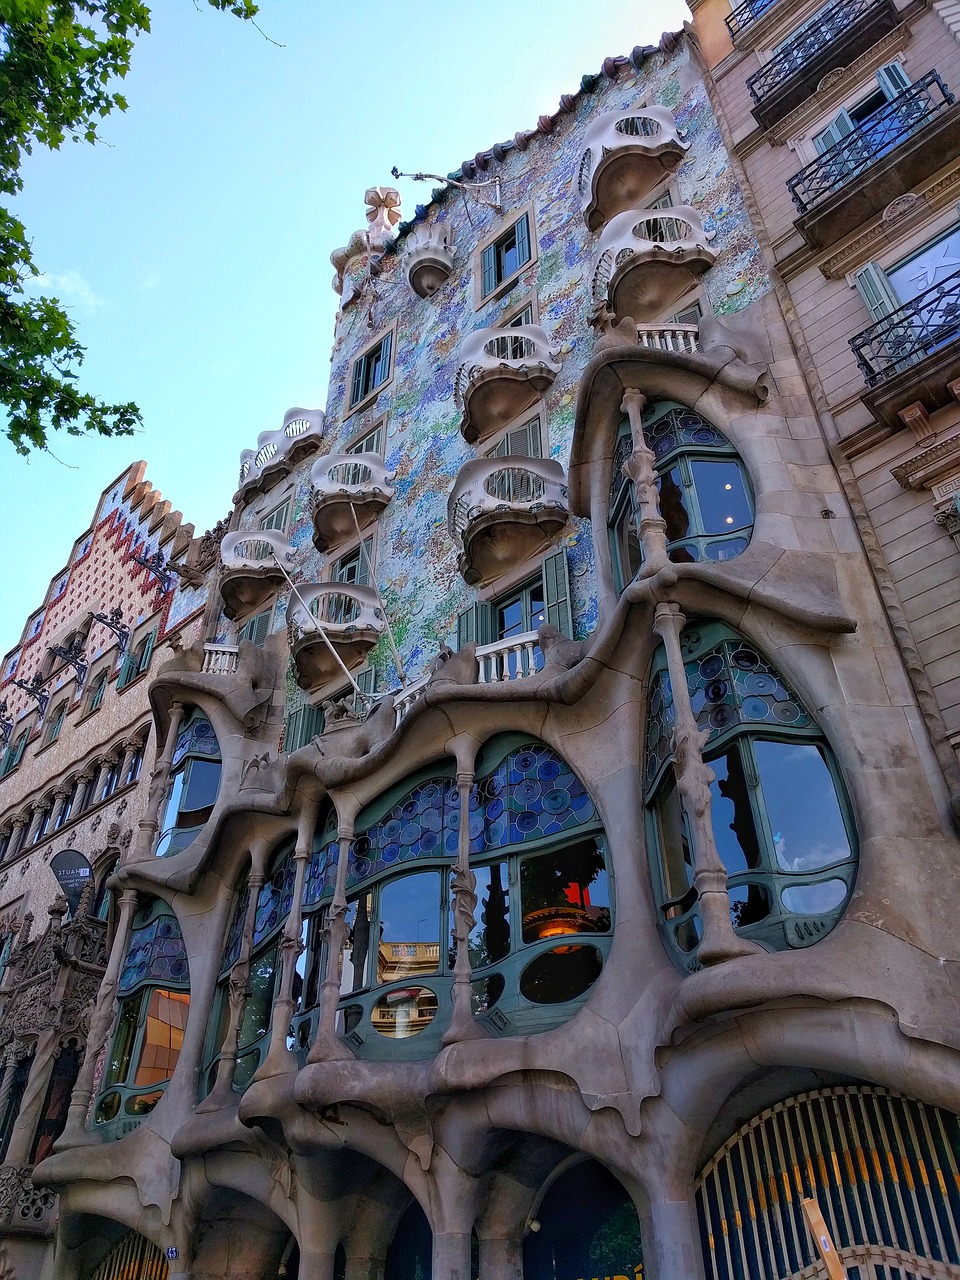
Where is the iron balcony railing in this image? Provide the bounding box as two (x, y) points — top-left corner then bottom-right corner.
(849, 266), (960, 386)
(788, 73), (954, 213)
(726, 0), (778, 38)
(746, 0), (889, 103)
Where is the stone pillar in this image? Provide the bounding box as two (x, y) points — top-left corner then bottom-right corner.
(309, 799), (359, 1064)
(621, 389), (671, 579)
(344, 1253), (385, 1280)
(296, 1250), (337, 1280)
(651, 603), (758, 967)
(26, 801), (50, 846)
(9, 815), (28, 857)
(444, 764), (483, 1046)
(477, 1234), (523, 1280)
(132, 701), (184, 862)
(0, 1049), (19, 1125)
(91, 754), (115, 805)
(49, 786), (71, 830)
(647, 1194), (707, 1280)
(117, 736), (142, 787)
(56, 887), (138, 1147)
(431, 1231), (473, 1280)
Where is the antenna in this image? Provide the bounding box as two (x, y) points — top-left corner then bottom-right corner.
(391, 167), (502, 214)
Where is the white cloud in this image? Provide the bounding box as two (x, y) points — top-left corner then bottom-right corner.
(30, 270), (105, 309)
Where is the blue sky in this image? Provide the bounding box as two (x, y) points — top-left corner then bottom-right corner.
(0, 0), (689, 656)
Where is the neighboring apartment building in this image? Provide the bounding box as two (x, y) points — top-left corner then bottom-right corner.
(20, 21), (960, 1280)
(0, 464), (215, 1279)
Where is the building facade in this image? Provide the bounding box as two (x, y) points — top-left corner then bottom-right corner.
(0, 465), (216, 1278)
(23, 18), (960, 1280)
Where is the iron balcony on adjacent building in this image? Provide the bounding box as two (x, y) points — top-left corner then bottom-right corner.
(849, 266), (960, 427)
(746, 0), (899, 130)
(788, 72), (960, 250)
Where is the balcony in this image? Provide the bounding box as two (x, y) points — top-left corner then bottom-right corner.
(201, 643), (239, 675)
(237, 408), (326, 498)
(219, 529), (294, 621)
(578, 107), (688, 231)
(310, 453), (395, 553)
(286, 583), (385, 690)
(726, 0), (780, 41)
(455, 325), (561, 445)
(592, 207), (716, 325)
(636, 323), (702, 355)
(788, 74), (960, 250)
(448, 457), (569, 586)
(746, 0), (899, 131)
(476, 631), (544, 683)
(850, 267), (960, 428)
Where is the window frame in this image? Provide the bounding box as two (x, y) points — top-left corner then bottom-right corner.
(116, 627), (157, 692)
(474, 205), (538, 308)
(155, 709), (222, 858)
(345, 323), (397, 419)
(329, 535), (375, 588)
(345, 419), (386, 457)
(0, 727), (29, 779)
(238, 606), (273, 648)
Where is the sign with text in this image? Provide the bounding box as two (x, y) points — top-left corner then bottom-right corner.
(50, 849), (93, 916)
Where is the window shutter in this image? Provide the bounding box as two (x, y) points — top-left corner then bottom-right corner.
(515, 214), (531, 269)
(350, 356), (364, 407)
(116, 650), (136, 691)
(814, 110), (854, 154)
(303, 703), (325, 740)
(854, 262), (901, 323)
(355, 537), (374, 588)
(877, 61), (910, 99)
(241, 610), (271, 647)
(284, 707), (303, 753)
(355, 668), (375, 696)
(542, 546), (573, 639)
(377, 331), (392, 389)
(456, 603), (496, 649)
(138, 629), (157, 675)
(481, 243), (497, 297)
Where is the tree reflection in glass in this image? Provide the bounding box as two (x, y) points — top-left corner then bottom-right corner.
(520, 840), (610, 944)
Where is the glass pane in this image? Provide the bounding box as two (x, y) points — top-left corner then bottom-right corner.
(469, 862), (510, 967)
(709, 746), (763, 875)
(371, 987), (438, 1038)
(181, 759), (221, 816)
(471, 973), (505, 1014)
(377, 872), (441, 985)
(104, 996), (142, 1088)
(519, 944), (603, 1004)
(781, 879), (848, 914)
(133, 989), (190, 1086)
(238, 944), (278, 1052)
(654, 776), (693, 900)
(520, 841), (610, 944)
(156, 770), (186, 850)
(729, 881), (771, 928)
(341, 894), (373, 994)
(753, 740), (852, 872)
(657, 465), (691, 544)
(612, 502), (641, 588)
(498, 596), (524, 639)
(526, 585), (546, 631)
(691, 460), (752, 534)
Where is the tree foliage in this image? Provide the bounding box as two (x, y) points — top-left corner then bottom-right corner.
(0, 0), (258, 455)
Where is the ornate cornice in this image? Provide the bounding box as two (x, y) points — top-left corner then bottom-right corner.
(891, 432), (960, 489)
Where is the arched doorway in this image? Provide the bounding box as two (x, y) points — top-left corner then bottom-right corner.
(524, 1159), (643, 1280)
(384, 1201), (432, 1280)
(696, 1085), (960, 1280)
(88, 1230), (168, 1280)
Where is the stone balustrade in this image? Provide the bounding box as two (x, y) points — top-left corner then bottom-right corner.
(286, 584), (385, 691)
(454, 324), (561, 444)
(447, 456), (569, 585)
(476, 631), (543, 683)
(592, 206), (716, 324)
(310, 453), (395, 553)
(578, 106), (688, 231)
(636, 323), (702, 355)
(201, 644), (240, 675)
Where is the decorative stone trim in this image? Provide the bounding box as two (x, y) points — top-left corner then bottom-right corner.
(891, 432), (960, 490)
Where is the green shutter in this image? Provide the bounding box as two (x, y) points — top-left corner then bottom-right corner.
(138, 628), (157, 675)
(877, 61), (910, 99)
(355, 537), (374, 588)
(377, 331), (392, 389)
(515, 214), (531, 269)
(456, 602), (496, 649)
(481, 243), (497, 297)
(542, 546), (573, 639)
(814, 110), (853, 154)
(285, 702), (326, 752)
(350, 356), (364, 407)
(854, 262), (901, 322)
(116, 651), (137, 691)
(240, 610), (271, 647)
(355, 669), (375, 696)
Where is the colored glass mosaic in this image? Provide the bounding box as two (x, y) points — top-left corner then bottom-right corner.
(172, 714), (221, 768)
(222, 884), (250, 972)
(119, 913), (189, 994)
(253, 850), (296, 947)
(304, 839), (339, 907)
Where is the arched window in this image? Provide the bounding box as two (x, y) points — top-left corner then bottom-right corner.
(203, 846), (296, 1095)
(524, 1159), (644, 1280)
(156, 710), (221, 857)
(31, 1039), (82, 1164)
(608, 400), (754, 591)
(95, 899), (190, 1138)
(42, 700), (67, 747)
(291, 738), (611, 1060)
(384, 1201), (432, 1280)
(645, 623), (857, 967)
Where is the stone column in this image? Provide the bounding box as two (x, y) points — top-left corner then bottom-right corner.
(49, 787), (71, 830)
(91, 755), (115, 805)
(308, 798), (359, 1064)
(257, 799), (318, 1079)
(56, 887), (138, 1147)
(477, 1235), (523, 1280)
(344, 1252), (385, 1280)
(9, 815), (29, 858)
(621, 389), (672, 579)
(444, 759), (483, 1046)
(0, 1049), (19, 1127)
(296, 1250), (337, 1280)
(117, 736), (142, 788)
(132, 701), (184, 862)
(197, 842), (267, 1111)
(431, 1231), (473, 1280)
(647, 1192), (707, 1280)
(652, 603), (758, 967)
(26, 801), (50, 847)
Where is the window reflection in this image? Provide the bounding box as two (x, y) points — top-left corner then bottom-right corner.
(520, 842), (610, 944)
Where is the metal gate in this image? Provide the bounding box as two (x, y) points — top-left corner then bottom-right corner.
(696, 1086), (960, 1280)
(89, 1231), (168, 1280)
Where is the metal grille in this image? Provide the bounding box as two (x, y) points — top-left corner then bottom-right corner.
(696, 1086), (960, 1280)
(89, 1231), (168, 1280)
(746, 0), (889, 103)
(849, 267), (960, 386)
(726, 0), (779, 37)
(788, 73), (954, 212)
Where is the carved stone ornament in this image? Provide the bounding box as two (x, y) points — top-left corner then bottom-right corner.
(817, 67), (847, 93)
(364, 186), (402, 249)
(403, 223), (455, 298)
(882, 194), (920, 224)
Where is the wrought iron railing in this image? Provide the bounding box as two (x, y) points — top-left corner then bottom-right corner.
(746, 0), (889, 103)
(788, 73), (954, 212)
(849, 266), (960, 386)
(726, 0), (779, 38)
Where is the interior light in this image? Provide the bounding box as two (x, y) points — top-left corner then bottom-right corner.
(725, 516), (734, 524)
(724, 483), (732, 490)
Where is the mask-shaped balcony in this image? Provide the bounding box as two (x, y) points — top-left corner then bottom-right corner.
(286, 583), (385, 691)
(219, 529), (294, 622)
(447, 457), (569, 586)
(310, 453), (395, 553)
(578, 107), (688, 231)
(592, 207), (716, 325)
(455, 325), (561, 445)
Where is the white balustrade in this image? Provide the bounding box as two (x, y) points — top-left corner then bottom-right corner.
(202, 644), (239, 675)
(393, 671), (432, 727)
(636, 324), (702, 354)
(220, 529), (295, 571)
(476, 632), (543, 684)
(592, 204), (716, 303)
(447, 456), (569, 550)
(286, 583), (385, 639)
(578, 107), (688, 226)
(311, 452), (395, 498)
(454, 324), (561, 411)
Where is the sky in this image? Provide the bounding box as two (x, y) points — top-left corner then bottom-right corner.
(0, 0), (690, 658)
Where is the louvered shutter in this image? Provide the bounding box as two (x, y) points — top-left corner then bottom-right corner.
(284, 706), (303, 753)
(814, 110), (854, 154)
(514, 214), (531, 268)
(350, 355), (365, 407)
(854, 262), (901, 322)
(481, 243), (497, 297)
(542, 546), (573, 639)
(877, 61), (910, 99)
(116, 650), (137, 690)
(376, 331), (392, 390)
(456, 602), (495, 649)
(138, 628), (157, 675)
